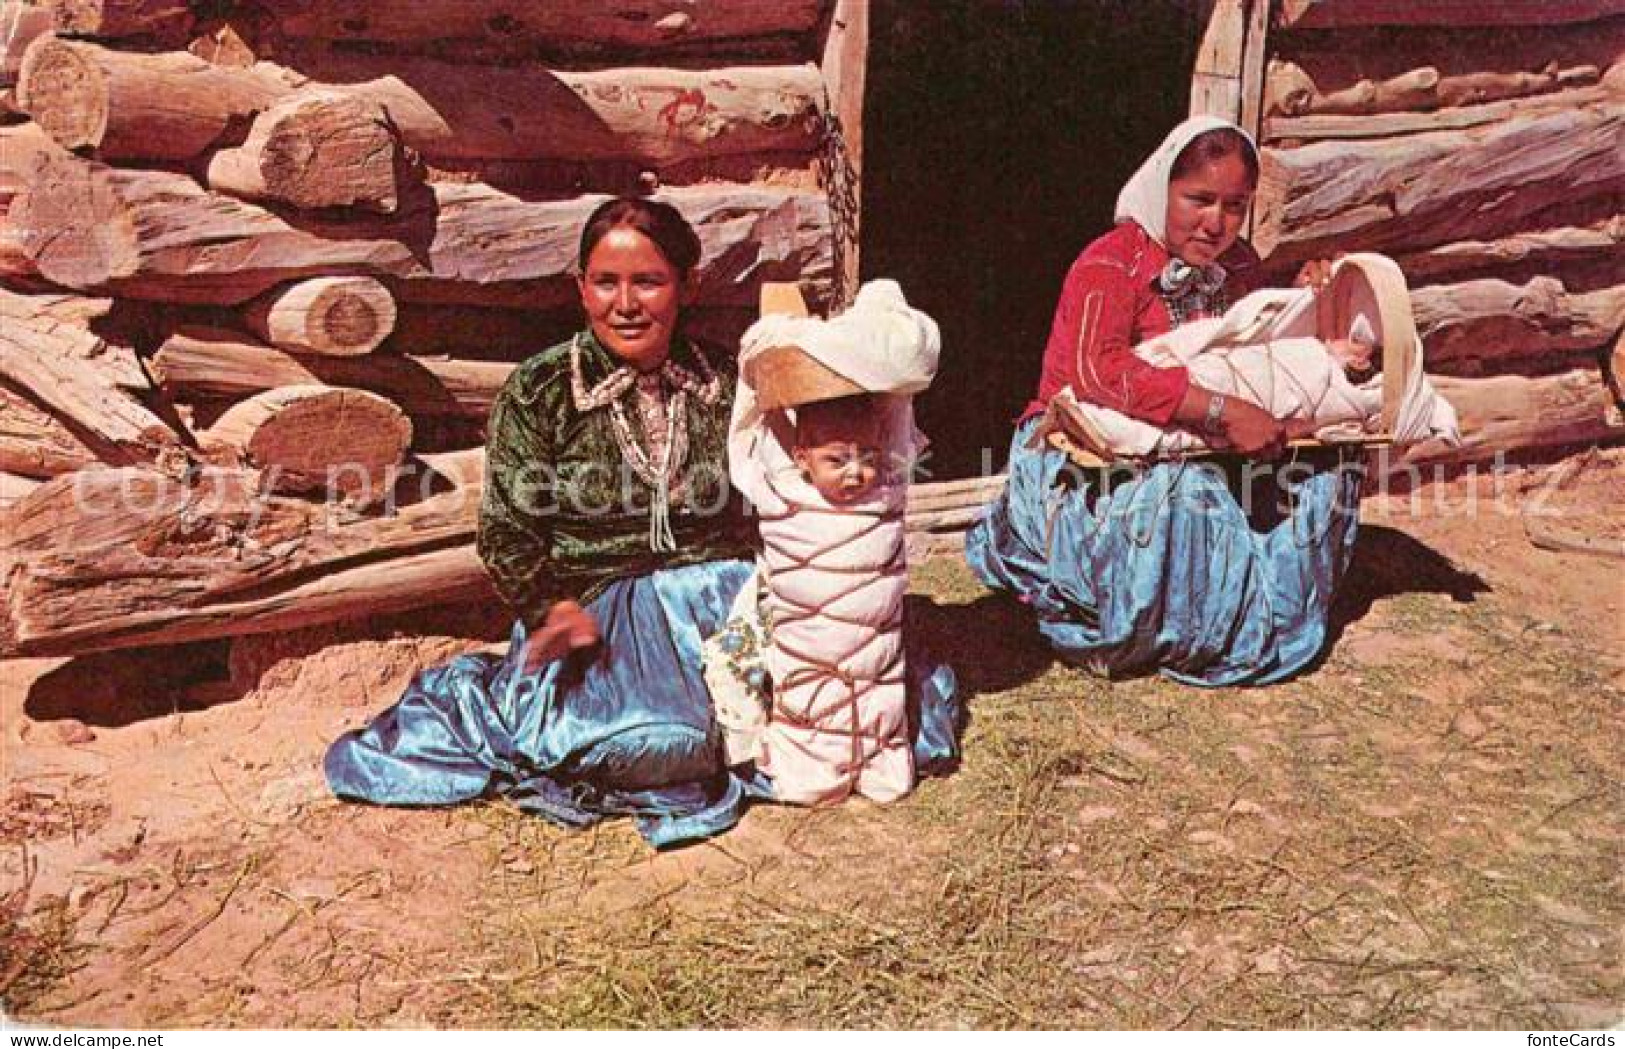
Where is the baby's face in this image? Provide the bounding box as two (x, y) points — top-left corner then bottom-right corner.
(793, 438), (882, 505)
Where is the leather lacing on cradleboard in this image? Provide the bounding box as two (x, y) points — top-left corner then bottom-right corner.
(754, 491), (909, 805)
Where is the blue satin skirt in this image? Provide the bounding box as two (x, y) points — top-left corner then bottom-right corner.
(325, 559), (962, 847)
(965, 419), (1364, 687)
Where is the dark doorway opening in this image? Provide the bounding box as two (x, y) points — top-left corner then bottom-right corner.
(862, 0), (1202, 478)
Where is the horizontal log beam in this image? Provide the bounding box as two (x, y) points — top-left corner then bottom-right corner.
(1394, 219), (1625, 287)
(1413, 278), (1625, 374)
(0, 447), (1021, 655)
(10, 151), (834, 307)
(152, 327), (513, 420)
(1265, 58), (1601, 122)
(1276, 1), (1621, 30)
(0, 457), (494, 656)
(204, 90), (412, 213)
(17, 37), (300, 158)
(19, 37), (823, 167)
(1253, 97), (1624, 263)
(290, 51), (825, 167)
(250, 0), (828, 60)
(1400, 367), (1625, 472)
(40, 0), (194, 42)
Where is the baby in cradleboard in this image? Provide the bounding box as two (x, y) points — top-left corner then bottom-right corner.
(1042, 253), (1460, 460)
(707, 279), (941, 806)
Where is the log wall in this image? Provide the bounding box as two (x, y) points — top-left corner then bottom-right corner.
(0, 0), (857, 657)
(1194, 1), (1624, 461)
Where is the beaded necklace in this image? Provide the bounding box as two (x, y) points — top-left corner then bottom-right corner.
(568, 332), (722, 552)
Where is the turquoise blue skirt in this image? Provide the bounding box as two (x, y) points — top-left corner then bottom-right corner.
(326, 559), (961, 847)
(965, 418), (1364, 686)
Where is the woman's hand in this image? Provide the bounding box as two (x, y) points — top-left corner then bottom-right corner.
(521, 600), (600, 674)
(1217, 396), (1288, 459)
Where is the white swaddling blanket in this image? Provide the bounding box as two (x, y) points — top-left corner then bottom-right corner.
(1058, 255), (1460, 458)
(728, 280), (940, 805)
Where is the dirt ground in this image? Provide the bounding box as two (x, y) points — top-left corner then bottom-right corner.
(3, 450), (1622, 1029)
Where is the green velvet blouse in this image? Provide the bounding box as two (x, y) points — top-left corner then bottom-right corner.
(476, 330), (756, 630)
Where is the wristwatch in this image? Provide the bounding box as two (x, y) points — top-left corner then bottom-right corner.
(1202, 393), (1226, 435)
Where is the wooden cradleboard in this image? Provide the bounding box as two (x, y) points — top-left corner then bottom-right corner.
(1047, 254), (1413, 468)
(745, 282), (867, 411)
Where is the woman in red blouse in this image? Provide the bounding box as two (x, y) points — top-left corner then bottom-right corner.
(967, 117), (1365, 686)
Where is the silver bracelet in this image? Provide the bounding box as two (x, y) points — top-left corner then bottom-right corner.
(1203, 393), (1226, 434)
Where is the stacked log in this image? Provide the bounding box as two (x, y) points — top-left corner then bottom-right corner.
(1233, 6), (1625, 464)
(0, 0), (858, 658)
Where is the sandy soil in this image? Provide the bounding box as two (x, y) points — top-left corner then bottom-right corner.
(3, 450), (1621, 1029)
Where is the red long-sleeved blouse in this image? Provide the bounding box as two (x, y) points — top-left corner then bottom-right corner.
(1022, 221), (1261, 426)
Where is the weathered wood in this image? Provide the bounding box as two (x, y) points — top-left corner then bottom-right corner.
(903, 504), (987, 533)
(38, 0), (193, 41)
(1399, 368), (1625, 472)
(0, 447), (1017, 656)
(1237, 0), (1270, 146)
(1, 288), (145, 390)
(17, 37), (300, 159)
(289, 52), (825, 168)
(820, 0), (868, 303)
(1253, 100), (1625, 263)
(1254, 58), (1599, 125)
(0, 288), (115, 328)
(0, 453), (494, 656)
(0, 381), (99, 478)
(200, 385), (412, 502)
(248, 0), (828, 60)
(151, 326), (513, 420)
(1268, 97), (1513, 142)
(1274, 18), (1625, 98)
(205, 90), (410, 213)
(1266, 60), (1436, 117)
(11, 152), (833, 307)
(19, 38), (823, 167)
(0, 469), (39, 509)
(1190, 0), (1247, 121)
(1276, 1), (1620, 30)
(0, 301), (180, 467)
(242, 277), (398, 357)
(0, 3), (53, 86)
(1394, 219), (1625, 287)
(1412, 278), (1625, 374)
(0, 121), (67, 280)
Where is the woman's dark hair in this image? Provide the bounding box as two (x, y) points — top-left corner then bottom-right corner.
(578, 196), (702, 276)
(1169, 128), (1259, 186)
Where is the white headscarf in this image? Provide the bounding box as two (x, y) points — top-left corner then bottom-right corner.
(1113, 115), (1257, 248)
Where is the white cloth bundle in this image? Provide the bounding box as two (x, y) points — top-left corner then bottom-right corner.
(1054, 254), (1460, 459)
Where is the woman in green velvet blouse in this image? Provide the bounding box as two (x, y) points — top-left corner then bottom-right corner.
(325, 197), (766, 846)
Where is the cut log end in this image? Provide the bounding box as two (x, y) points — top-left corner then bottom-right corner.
(309, 282), (389, 351)
(16, 36), (109, 152)
(9, 149), (135, 288)
(202, 385), (412, 503)
(244, 276), (398, 356)
(207, 91), (405, 213)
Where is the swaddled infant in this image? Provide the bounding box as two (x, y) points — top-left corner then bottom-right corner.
(749, 392), (915, 806)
